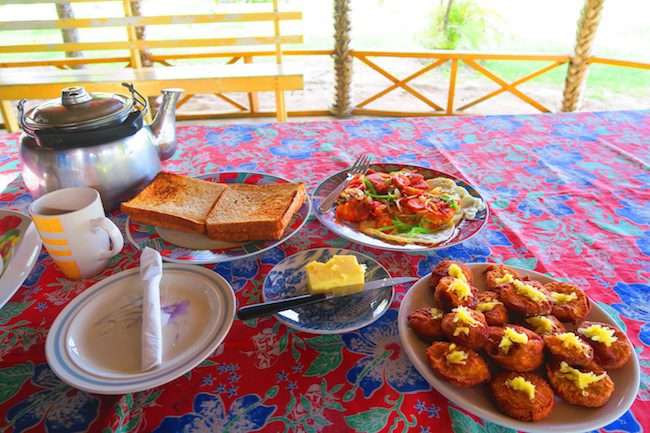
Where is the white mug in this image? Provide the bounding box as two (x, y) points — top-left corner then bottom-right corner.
(29, 187), (124, 280)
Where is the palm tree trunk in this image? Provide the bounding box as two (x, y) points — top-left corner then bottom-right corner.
(561, 0), (606, 112)
(331, 0), (353, 117)
(55, 2), (84, 69)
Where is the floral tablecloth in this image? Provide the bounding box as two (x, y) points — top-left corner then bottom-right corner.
(0, 110), (648, 433)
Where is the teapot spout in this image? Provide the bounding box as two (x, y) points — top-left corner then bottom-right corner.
(149, 88), (183, 161)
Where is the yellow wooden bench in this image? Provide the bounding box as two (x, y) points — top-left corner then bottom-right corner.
(0, 0), (304, 132)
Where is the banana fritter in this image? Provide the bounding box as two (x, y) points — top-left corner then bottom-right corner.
(545, 281), (591, 323)
(577, 321), (632, 370)
(489, 371), (555, 421)
(485, 325), (544, 372)
(408, 306), (445, 341)
(426, 341), (490, 388)
(546, 360), (614, 407)
(430, 260), (473, 291)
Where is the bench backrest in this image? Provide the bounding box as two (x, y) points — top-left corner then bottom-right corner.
(0, 0), (303, 69)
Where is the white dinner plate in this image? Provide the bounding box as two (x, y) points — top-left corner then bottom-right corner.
(397, 263), (640, 433)
(46, 264), (236, 394)
(0, 209), (41, 309)
(312, 163), (488, 252)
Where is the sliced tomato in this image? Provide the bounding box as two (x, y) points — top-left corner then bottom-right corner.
(336, 200), (370, 222)
(403, 172), (425, 183)
(410, 179), (430, 190)
(369, 200), (388, 217)
(405, 198), (425, 212)
(374, 216), (396, 234)
(346, 173), (364, 189)
(391, 172), (410, 189)
(365, 172), (390, 193)
(402, 186), (425, 196)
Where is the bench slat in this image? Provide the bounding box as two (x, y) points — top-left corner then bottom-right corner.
(0, 12), (302, 30)
(0, 63), (303, 99)
(0, 35), (303, 54)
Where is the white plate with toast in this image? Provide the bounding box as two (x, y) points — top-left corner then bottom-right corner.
(397, 263), (640, 433)
(124, 172), (310, 264)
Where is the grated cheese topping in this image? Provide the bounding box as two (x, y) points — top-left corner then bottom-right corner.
(513, 280), (547, 303)
(499, 327), (529, 354)
(477, 300), (501, 312)
(451, 306), (480, 326)
(558, 361), (606, 392)
(556, 332), (590, 353)
(446, 343), (469, 365)
(551, 291), (578, 304)
(578, 324), (618, 347)
(448, 279), (472, 301)
(429, 307), (443, 320)
(448, 264), (468, 281)
(526, 316), (554, 334)
(505, 376), (536, 401)
(494, 273), (514, 285)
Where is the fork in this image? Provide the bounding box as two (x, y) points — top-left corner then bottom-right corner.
(318, 154), (371, 213)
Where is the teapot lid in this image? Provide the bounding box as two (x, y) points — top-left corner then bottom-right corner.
(23, 86), (135, 131)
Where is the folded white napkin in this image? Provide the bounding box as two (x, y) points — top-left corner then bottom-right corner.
(140, 247), (163, 371)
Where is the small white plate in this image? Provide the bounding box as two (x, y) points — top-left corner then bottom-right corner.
(397, 263), (640, 433)
(0, 209), (41, 309)
(46, 264), (236, 394)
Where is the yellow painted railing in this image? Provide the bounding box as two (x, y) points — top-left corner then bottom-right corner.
(144, 49), (649, 119)
(1, 49), (648, 124)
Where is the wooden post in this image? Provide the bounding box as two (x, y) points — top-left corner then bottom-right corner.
(244, 55), (260, 113)
(55, 1), (84, 69)
(331, 0), (353, 117)
(272, 0), (288, 122)
(130, 1), (152, 67)
(561, 0), (606, 112)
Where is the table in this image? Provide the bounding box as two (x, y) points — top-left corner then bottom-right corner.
(0, 110), (648, 433)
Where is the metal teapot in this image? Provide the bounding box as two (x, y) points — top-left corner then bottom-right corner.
(18, 84), (183, 210)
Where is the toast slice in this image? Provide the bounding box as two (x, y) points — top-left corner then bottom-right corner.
(206, 182), (306, 241)
(121, 172), (227, 233)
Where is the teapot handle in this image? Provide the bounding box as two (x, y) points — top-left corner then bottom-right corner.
(16, 100), (36, 136)
(121, 83), (148, 118)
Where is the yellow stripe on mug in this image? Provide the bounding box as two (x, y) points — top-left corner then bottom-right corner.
(32, 216), (64, 233)
(52, 259), (81, 280)
(40, 236), (68, 246)
(46, 248), (72, 257)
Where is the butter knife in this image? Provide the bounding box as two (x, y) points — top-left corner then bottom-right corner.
(236, 276), (417, 320)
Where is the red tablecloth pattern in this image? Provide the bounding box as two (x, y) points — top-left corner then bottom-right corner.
(0, 110), (648, 433)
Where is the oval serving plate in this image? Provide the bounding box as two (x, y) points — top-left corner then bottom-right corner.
(312, 163), (488, 253)
(46, 264), (236, 395)
(126, 172), (311, 264)
(397, 263), (640, 433)
(262, 248), (394, 334)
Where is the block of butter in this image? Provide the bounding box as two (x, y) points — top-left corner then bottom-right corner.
(305, 255), (367, 295)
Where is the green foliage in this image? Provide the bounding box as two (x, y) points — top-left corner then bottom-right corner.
(345, 407), (391, 433)
(0, 362), (33, 404)
(417, 0), (508, 50)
